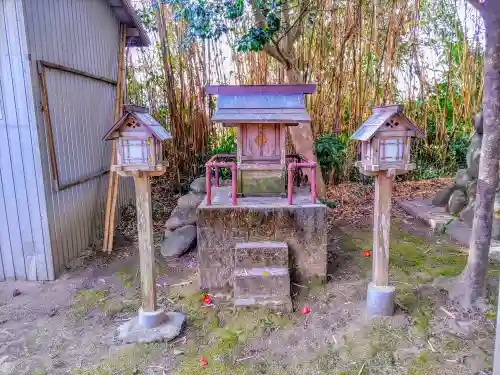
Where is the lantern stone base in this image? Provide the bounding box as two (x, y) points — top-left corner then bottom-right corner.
(366, 282), (395, 317)
(117, 310), (185, 344)
(197, 186), (327, 309)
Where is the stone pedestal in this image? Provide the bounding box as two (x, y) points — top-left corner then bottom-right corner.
(197, 187), (327, 307)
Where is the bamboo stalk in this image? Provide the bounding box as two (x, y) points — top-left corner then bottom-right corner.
(103, 24), (126, 253)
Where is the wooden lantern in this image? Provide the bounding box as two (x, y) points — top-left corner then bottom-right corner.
(103, 105), (172, 176)
(352, 105), (424, 176)
(351, 105), (424, 316)
(103, 106), (172, 318)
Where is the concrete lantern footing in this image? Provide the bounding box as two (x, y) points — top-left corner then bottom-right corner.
(117, 310), (185, 344)
(366, 282), (396, 317)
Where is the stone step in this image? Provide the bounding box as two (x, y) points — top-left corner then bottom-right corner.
(235, 241), (288, 268)
(233, 267), (291, 311)
(233, 267), (290, 299)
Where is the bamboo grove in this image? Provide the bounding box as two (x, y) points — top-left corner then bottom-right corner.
(128, 0), (484, 183)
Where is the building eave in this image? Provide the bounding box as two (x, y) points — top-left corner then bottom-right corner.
(107, 0), (150, 47)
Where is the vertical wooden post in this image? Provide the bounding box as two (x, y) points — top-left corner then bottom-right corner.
(372, 170), (394, 286)
(135, 174), (157, 312)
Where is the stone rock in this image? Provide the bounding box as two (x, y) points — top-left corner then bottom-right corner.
(493, 194), (500, 240)
(161, 225), (197, 258)
(190, 177), (213, 194)
(177, 192), (203, 208)
(117, 311), (185, 344)
(473, 112), (483, 135)
(448, 190), (467, 215)
(164, 229), (173, 240)
(432, 186), (455, 207)
(467, 180), (477, 201)
(466, 134), (482, 179)
(454, 169), (470, 190)
(165, 206), (197, 231)
(460, 202), (475, 225)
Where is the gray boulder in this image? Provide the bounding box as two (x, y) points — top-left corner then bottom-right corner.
(454, 169), (470, 190)
(177, 191), (203, 208)
(493, 194), (500, 240)
(165, 206), (197, 231)
(460, 202), (475, 225)
(190, 177), (212, 194)
(448, 190), (467, 215)
(432, 186), (455, 207)
(161, 225), (197, 258)
(466, 134), (482, 179)
(466, 180), (477, 201)
(472, 112), (483, 135)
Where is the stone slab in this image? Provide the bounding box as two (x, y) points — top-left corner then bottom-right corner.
(117, 311), (185, 344)
(397, 198), (454, 230)
(234, 297), (292, 312)
(398, 198), (500, 261)
(235, 242), (288, 268)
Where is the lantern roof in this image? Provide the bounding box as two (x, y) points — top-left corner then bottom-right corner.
(206, 84), (316, 125)
(351, 105), (424, 141)
(103, 105), (172, 141)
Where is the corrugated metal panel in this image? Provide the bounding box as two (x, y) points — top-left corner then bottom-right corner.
(23, 0), (135, 277)
(0, 0), (53, 280)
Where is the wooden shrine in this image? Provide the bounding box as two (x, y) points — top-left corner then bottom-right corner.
(352, 105), (423, 316)
(206, 84), (316, 196)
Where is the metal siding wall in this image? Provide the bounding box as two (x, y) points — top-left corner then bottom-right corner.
(0, 0), (53, 280)
(23, 0), (134, 277)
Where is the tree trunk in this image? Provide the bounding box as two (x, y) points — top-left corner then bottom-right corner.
(285, 67), (326, 200)
(458, 7), (500, 307)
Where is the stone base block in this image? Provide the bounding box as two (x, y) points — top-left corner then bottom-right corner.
(117, 311), (185, 344)
(366, 282), (395, 317)
(197, 202), (327, 290)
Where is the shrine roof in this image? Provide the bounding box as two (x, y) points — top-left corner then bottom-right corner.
(103, 106), (172, 141)
(351, 105), (424, 141)
(206, 84), (316, 124)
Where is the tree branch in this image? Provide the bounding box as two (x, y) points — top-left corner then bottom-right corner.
(248, 0), (295, 69)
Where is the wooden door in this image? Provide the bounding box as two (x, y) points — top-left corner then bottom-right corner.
(240, 124), (281, 162)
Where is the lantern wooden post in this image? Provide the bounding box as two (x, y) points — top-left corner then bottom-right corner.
(134, 174), (156, 313)
(372, 170), (394, 287)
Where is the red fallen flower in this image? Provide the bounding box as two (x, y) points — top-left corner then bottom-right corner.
(300, 304), (310, 315)
(363, 250), (371, 257)
(200, 356), (208, 367)
(202, 295), (212, 305)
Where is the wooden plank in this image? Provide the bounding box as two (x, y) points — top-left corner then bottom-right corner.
(38, 60), (117, 86)
(135, 175), (156, 312)
(372, 171), (394, 286)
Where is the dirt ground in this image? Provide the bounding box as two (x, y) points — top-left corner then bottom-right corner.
(0, 180), (498, 375)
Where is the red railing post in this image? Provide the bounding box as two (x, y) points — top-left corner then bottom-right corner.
(231, 164), (237, 206)
(206, 165), (212, 205)
(288, 163), (294, 205)
(215, 167), (220, 188)
(311, 166), (317, 204)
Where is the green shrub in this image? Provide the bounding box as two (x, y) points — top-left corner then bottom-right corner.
(315, 133), (347, 184)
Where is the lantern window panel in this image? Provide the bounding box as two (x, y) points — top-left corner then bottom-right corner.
(380, 138), (404, 162)
(365, 142), (371, 161)
(122, 139), (149, 164)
